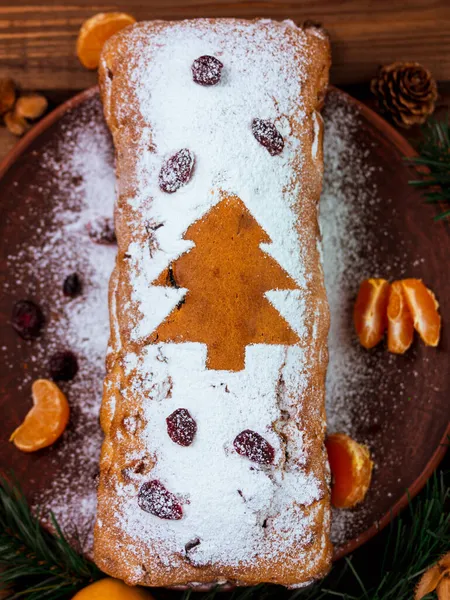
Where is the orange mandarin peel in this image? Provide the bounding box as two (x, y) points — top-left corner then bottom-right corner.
(72, 577), (154, 599)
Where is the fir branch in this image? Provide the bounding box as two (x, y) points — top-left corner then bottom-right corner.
(407, 115), (450, 221)
(1, 470), (447, 600)
(0, 474), (103, 599)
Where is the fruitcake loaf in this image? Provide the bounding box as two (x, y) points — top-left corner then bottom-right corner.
(94, 18), (332, 588)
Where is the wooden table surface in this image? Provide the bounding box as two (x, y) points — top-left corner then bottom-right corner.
(0, 0), (449, 158)
(0, 5), (448, 595)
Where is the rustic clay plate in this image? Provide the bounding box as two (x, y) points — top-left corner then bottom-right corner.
(0, 87), (448, 568)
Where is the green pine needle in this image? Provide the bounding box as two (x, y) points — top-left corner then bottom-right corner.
(0, 470), (447, 599)
(0, 474), (103, 599)
(406, 115), (450, 221)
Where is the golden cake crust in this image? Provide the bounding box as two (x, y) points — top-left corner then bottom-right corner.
(95, 18), (331, 588)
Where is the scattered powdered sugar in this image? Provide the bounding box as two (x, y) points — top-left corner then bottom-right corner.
(320, 92), (415, 546)
(4, 98), (116, 553)
(3, 88), (409, 558)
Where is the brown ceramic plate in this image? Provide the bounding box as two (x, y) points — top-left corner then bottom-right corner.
(0, 86), (448, 567)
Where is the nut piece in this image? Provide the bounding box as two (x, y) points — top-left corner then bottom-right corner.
(77, 12), (136, 69)
(4, 111), (30, 137)
(15, 94), (48, 120)
(0, 78), (16, 116)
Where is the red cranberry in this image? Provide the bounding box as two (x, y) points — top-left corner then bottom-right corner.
(159, 149), (194, 193)
(233, 430), (275, 465)
(63, 273), (82, 298)
(166, 408), (197, 446)
(192, 55), (223, 86)
(138, 480), (183, 520)
(252, 118), (284, 156)
(49, 350), (79, 382)
(86, 217), (116, 244)
(11, 300), (45, 340)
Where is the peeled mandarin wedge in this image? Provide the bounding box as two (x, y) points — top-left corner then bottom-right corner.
(401, 279), (441, 347)
(10, 379), (69, 452)
(353, 278), (390, 349)
(387, 280), (414, 354)
(76, 12), (136, 69)
(326, 433), (373, 509)
(72, 577), (153, 599)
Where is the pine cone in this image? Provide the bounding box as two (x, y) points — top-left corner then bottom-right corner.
(371, 62), (438, 128)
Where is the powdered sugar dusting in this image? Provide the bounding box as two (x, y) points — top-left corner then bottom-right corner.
(97, 20), (330, 579)
(3, 89), (410, 558)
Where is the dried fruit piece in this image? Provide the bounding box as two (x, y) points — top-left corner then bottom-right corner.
(138, 480), (183, 520)
(252, 118), (284, 156)
(233, 430), (275, 465)
(415, 552), (450, 600)
(11, 300), (45, 340)
(415, 565), (444, 600)
(15, 94), (48, 120)
(0, 78), (16, 116)
(387, 281), (414, 354)
(192, 55), (223, 86)
(438, 577), (450, 600)
(159, 149), (195, 193)
(10, 379), (70, 452)
(72, 577), (153, 599)
(49, 350), (79, 382)
(354, 278), (390, 349)
(166, 408), (197, 446)
(326, 433), (373, 509)
(401, 279), (441, 347)
(4, 111), (30, 137)
(76, 12), (136, 69)
(86, 216), (116, 244)
(63, 273), (83, 298)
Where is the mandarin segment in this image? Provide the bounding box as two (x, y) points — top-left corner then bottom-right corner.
(325, 432), (373, 509)
(354, 278), (390, 349)
(77, 12), (136, 69)
(401, 279), (441, 347)
(387, 281), (414, 354)
(10, 379), (69, 452)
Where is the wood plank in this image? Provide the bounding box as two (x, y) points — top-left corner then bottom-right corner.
(0, 0), (448, 91)
(0, 127), (16, 158)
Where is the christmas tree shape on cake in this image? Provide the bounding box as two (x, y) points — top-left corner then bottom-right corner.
(149, 195), (300, 371)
